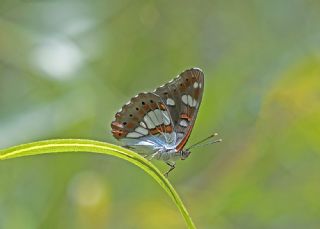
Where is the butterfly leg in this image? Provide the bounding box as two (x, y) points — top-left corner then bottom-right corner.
(137, 153), (149, 159)
(164, 161), (176, 177)
(149, 151), (160, 161)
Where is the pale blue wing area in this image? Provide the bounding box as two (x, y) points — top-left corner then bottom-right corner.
(120, 131), (177, 155)
(116, 94), (178, 154)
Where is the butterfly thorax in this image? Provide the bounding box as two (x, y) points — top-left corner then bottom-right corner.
(153, 148), (191, 161)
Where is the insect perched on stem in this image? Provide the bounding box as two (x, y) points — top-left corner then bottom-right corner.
(111, 68), (221, 177)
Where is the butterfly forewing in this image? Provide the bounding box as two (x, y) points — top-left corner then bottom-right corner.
(154, 68), (204, 150)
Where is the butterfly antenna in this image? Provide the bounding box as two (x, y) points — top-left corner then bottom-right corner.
(186, 133), (222, 150)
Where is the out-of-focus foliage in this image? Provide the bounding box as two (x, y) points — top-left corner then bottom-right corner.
(0, 0), (319, 228)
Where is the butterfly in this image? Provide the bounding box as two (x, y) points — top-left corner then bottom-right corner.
(111, 68), (221, 176)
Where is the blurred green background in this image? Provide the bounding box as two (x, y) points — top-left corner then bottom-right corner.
(0, 0), (320, 228)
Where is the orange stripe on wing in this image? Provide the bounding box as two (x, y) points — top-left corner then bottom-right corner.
(180, 113), (192, 122)
(176, 127), (192, 152)
(149, 124), (173, 135)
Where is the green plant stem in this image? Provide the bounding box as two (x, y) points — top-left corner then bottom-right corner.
(0, 139), (196, 229)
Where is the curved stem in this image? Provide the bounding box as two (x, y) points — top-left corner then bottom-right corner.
(0, 139), (196, 229)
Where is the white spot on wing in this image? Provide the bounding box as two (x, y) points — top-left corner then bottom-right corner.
(187, 95), (193, 106)
(148, 111), (161, 126)
(199, 83), (202, 88)
(192, 98), (197, 107)
(182, 94), (197, 107)
(193, 82), (199, 88)
(166, 98), (175, 106)
(140, 122), (147, 128)
(162, 110), (171, 125)
(179, 120), (188, 127)
(182, 95), (188, 105)
(144, 115), (155, 129)
(135, 127), (148, 135)
(126, 132), (143, 138)
(154, 109), (164, 124)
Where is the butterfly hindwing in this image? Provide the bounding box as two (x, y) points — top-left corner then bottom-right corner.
(111, 92), (176, 149)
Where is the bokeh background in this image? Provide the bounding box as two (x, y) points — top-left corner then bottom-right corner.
(0, 0), (320, 228)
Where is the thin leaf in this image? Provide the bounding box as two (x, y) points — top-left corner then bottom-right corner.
(0, 139), (196, 228)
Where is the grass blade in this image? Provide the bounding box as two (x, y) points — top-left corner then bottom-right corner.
(0, 139), (196, 228)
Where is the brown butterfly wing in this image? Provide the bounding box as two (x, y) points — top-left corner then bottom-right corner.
(111, 92), (176, 148)
(154, 68), (204, 150)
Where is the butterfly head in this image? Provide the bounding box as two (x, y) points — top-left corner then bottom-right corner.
(180, 149), (191, 160)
